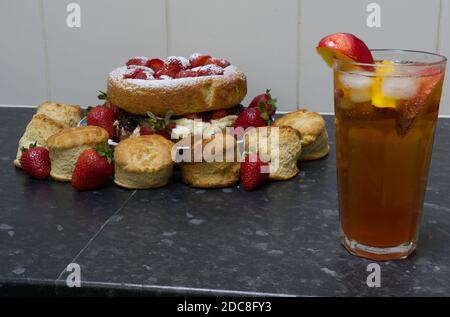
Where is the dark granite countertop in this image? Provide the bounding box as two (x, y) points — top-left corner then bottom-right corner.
(1, 107), (449, 297)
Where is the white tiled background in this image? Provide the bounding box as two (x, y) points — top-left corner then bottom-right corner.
(1, 0), (449, 114)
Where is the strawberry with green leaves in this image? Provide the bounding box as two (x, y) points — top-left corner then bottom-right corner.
(249, 89), (277, 117)
(140, 111), (174, 140)
(232, 106), (270, 131)
(19, 142), (50, 179)
(72, 146), (114, 190)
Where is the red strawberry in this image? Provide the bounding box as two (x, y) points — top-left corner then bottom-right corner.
(232, 107), (270, 130)
(123, 67), (150, 80)
(158, 57), (185, 78)
(19, 143), (50, 179)
(206, 57), (230, 68)
(240, 154), (269, 191)
(249, 89), (277, 117)
(211, 109), (229, 120)
(87, 105), (116, 139)
(72, 147), (114, 190)
(189, 53), (211, 68)
(146, 58), (164, 72)
(126, 57), (148, 67)
(195, 65), (224, 76)
(156, 130), (172, 140)
(396, 71), (444, 135)
(139, 126), (153, 135)
(175, 69), (199, 78)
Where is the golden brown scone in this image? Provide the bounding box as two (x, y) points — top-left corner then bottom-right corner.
(179, 133), (240, 188)
(47, 126), (109, 181)
(114, 135), (174, 189)
(37, 101), (84, 127)
(244, 126), (302, 181)
(107, 65), (247, 116)
(14, 114), (68, 168)
(273, 109), (329, 161)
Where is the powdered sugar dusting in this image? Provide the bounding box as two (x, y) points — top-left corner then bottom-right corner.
(167, 56), (190, 68)
(109, 65), (241, 89)
(191, 64), (224, 74)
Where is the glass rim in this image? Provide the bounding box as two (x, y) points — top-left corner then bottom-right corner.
(333, 49), (447, 68)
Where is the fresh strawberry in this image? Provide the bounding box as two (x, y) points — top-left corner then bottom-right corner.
(146, 58), (164, 72)
(206, 57), (230, 68)
(139, 126), (153, 135)
(19, 143), (50, 180)
(232, 107), (270, 130)
(109, 103), (125, 119)
(158, 57), (186, 78)
(140, 111), (174, 140)
(396, 71), (444, 135)
(123, 67), (150, 80)
(126, 57), (148, 67)
(175, 69), (199, 78)
(87, 105), (116, 139)
(240, 154), (269, 191)
(72, 147), (114, 190)
(195, 64), (224, 76)
(189, 53), (211, 68)
(211, 109), (229, 120)
(156, 130), (172, 140)
(249, 89), (277, 117)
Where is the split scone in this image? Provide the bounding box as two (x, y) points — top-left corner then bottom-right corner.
(179, 132), (240, 188)
(47, 126), (109, 181)
(273, 109), (329, 161)
(244, 126), (302, 180)
(14, 114), (68, 168)
(114, 135), (174, 189)
(37, 101), (84, 127)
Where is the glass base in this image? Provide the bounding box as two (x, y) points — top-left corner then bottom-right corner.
(341, 235), (416, 261)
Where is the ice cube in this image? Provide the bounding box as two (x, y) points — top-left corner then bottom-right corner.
(381, 77), (418, 100)
(339, 73), (373, 89)
(339, 73), (374, 103)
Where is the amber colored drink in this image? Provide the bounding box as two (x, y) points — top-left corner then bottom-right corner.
(333, 50), (446, 260)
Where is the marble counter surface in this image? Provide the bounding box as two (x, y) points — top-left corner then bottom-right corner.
(1, 107), (449, 296)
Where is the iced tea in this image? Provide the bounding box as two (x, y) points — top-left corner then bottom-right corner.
(334, 50), (446, 260)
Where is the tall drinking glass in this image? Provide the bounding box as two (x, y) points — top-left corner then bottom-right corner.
(334, 50), (446, 260)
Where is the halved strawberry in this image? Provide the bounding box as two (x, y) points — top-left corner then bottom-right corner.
(126, 57), (148, 67)
(146, 58), (164, 72)
(193, 65), (224, 76)
(206, 57), (231, 68)
(123, 67), (150, 80)
(174, 69), (199, 78)
(157, 57), (184, 78)
(189, 53), (211, 68)
(396, 71), (444, 135)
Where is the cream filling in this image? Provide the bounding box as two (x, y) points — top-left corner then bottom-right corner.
(171, 115), (237, 139)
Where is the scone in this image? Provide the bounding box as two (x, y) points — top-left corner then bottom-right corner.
(47, 126), (109, 181)
(273, 109), (329, 161)
(179, 133), (240, 188)
(244, 126), (302, 180)
(14, 114), (68, 168)
(114, 135), (174, 189)
(37, 101), (84, 127)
